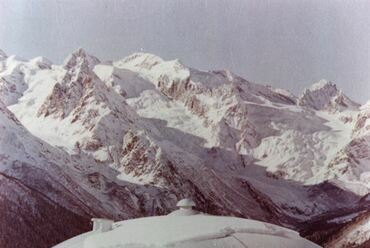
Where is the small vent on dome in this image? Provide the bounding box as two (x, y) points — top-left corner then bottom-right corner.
(168, 198), (199, 216)
(176, 198), (196, 209)
(91, 218), (114, 232)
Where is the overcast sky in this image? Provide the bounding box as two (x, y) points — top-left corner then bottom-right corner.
(1, 0), (370, 102)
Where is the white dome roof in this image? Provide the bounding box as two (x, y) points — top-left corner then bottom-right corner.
(176, 198), (196, 208)
(54, 214), (321, 248)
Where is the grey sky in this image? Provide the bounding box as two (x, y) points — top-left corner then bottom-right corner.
(1, 0), (370, 102)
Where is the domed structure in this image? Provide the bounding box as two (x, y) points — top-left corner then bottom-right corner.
(169, 198), (199, 216)
(54, 199), (321, 248)
(176, 198), (196, 208)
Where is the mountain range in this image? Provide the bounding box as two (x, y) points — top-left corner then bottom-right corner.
(0, 48), (369, 247)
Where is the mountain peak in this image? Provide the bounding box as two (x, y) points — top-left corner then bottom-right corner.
(114, 52), (190, 89)
(0, 49), (7, 60)
(308, 79), (336, 91)
(122, 52), (164, 63)
(70, 47), (91, 58)
(116, 52), (188, 72)
(299, 80), (359, 111)
(30, 56), (52, 69)
(360, 100), (370, 111)
(63, 48), (100, 70)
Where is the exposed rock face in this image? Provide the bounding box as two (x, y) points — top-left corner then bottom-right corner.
(37, 49), (100, 119)
(1, 50), (370, 247)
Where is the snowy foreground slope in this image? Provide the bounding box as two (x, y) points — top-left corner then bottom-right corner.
(0, 48), (369, 247)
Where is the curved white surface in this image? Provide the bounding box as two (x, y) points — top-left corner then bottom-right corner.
(54, 213), (321, 248)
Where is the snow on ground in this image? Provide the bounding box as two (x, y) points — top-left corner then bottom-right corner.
(94, 64), (155, 98)
(315, 111), (355, 160)
(244, 98), (303, 113)
(0, 55), (51, 105)
(252, 110), (358, 185)
(196, 91), (239, 124)
(116, 169), (155, 186)
(127, 90), (215, 147)
(355, 101), (370, 137)
(113, 53), (190, 87)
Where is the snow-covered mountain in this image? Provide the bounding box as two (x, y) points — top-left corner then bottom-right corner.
(298, 79), (360, 112)
(1, 48), (369, 247)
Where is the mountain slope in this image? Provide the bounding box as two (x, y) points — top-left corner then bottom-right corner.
(0, 100), (92, 247)
(1, 49), (369, 247)
(0, 99), (195, 247)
